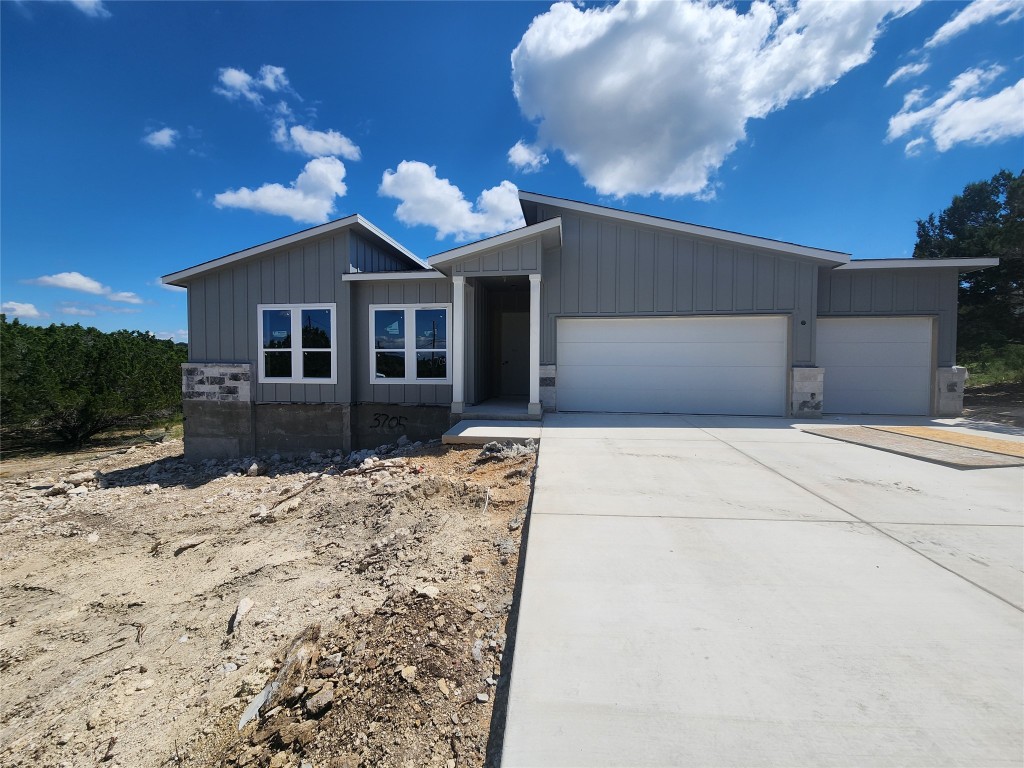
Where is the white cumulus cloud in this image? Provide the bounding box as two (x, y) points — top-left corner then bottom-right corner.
(157, 329), (189, 342)
(67, 0), (110, 18)
(925, 0), (1024, 48)
(511, 0), (918, 198)
(214, 65), (291, 105)
(888, 65), (1024, 152)
(508, 140), (549, 173)
(28, 271), (143, 304)
(2, 301), (43, 319)
(379, 161), (525, 241)
(214, 157), (349, 224)
(273, 121), (361, 160)
(257, 65), (290, 93)
(142, 127), (179, 150)
(903, 137), (928, 156)
(885, 60), (930, 87)
(931, 78), (1024, 151)
(60, 305), (97, 317)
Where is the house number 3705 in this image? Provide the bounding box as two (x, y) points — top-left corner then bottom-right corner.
(371, 413), (408, 430)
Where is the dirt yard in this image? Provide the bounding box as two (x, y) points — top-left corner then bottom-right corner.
(963, 381), (1024, 428)
(0, 436), (536, 768)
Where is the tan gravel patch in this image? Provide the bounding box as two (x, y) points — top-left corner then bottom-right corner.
(871, 426), (1024, 459)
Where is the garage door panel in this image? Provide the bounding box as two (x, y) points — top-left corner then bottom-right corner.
(561, 384), (785, 415)
(817, 317), (932, 416)
(559, 363), (785, 392)
(825, 364), (932, 391)
(557, 316), (785, 344)
(818, 317), (929, 343)
(556, 316), (787, 416)
(557, 340), (787, 368)
(816, 341), (931, 367)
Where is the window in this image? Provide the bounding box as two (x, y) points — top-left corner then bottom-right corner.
(370, 304), (450, 384)
(257, 304), (336, 383)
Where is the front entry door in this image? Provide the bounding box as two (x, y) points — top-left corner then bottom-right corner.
(499, 312), (530, 396)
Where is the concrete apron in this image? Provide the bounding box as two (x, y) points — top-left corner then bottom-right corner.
(501, 413), (1024, 768)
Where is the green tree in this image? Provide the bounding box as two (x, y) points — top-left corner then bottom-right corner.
(913, 169), (1023, 352)
(0, 316), (187, 446)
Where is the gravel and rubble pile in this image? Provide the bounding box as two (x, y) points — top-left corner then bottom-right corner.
(0, 436), (536, 768)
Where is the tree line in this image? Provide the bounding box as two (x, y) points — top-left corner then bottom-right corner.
(0, 317), (187, 446)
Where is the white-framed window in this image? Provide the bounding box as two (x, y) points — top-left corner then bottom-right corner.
(369, 304), (451, 384)
(257, 303), (337, 384)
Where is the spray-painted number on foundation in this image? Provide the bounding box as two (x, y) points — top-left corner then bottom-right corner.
(371, 413), (408, 430)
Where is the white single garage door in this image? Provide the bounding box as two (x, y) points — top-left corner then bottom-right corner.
(817, 317), (933, 415)
(556, 316), (788, 415)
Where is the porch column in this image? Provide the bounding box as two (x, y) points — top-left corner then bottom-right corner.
(451, 275), (465, 414)
(528, 274), (542, 416)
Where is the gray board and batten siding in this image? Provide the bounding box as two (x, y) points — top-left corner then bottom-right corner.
(450, 237), (541, 276)
(817, 266), (960, 367)
(185, 229), (413, 405)
(350, 278), (454, 406)
(527, 204), (820, 366)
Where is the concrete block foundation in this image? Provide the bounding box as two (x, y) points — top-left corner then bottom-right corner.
(255, 403), (351, 457)
(539, 364), (557, 412)
(182, 400), (255, 459)
(791, 367), (824, 419)
(935, 366), (967, 417)
(350, 403), (454, 451)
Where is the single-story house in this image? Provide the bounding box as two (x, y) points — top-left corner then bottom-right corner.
(162, 191), (997, 459)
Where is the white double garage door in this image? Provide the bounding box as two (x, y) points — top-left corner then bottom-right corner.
(556, 316), (934, 416)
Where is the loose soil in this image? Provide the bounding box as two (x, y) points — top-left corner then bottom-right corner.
(962, 381), (1024, 428)
(0, 437), (535, 768)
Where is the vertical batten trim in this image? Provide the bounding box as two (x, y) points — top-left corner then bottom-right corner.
(529, 274), (542, 415)
(452, 276), (466, 413)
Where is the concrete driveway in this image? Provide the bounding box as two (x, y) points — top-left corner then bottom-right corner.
(501, 414), (1023, 767)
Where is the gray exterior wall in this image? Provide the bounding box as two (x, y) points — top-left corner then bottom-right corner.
(350, 279), (454, 405)
(185, 231), (417, 405)
(530, 206), (821, 366)
(451, 237), (541, 276)
(350, 231), (410, 273)
(817, 267), (960, 367)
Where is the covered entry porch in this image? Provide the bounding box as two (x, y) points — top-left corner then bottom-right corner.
(427, 218), (561, 419)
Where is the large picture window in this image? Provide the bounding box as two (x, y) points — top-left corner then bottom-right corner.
(257, 303), (337, 384)
(370, 304), (450, 384)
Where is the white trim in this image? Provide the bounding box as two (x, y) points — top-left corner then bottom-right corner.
(518, 191), (849, 264)
(835, 258), (999, 271)
(452, 277), (465, 407)
(355, 215), (429, 269)
(256, 303), (337, 384)
(428, 218), (562, 267)
(162, 214), (424, 285)
(528, 274), (541, 413)
(369, 303), (453, 385)
(342, 271), (447, 281)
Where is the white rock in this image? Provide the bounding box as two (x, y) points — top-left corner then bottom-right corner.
(66, 470), (98, 486)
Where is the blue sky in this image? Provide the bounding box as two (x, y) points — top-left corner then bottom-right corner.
(2, 0), (1022, 340)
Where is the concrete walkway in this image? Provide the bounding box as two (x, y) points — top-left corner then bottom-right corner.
(501, 414), (1023, 767)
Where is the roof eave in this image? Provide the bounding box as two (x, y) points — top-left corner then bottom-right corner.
(518, 191), (850, 266)
(835, 258), (1000, 273)
(426, 218), (562, 271)
(161, 214), (425, 286)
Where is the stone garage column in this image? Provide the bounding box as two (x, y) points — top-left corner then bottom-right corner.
(529, 274), (542, 416)
(452, 275), (465, 414)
